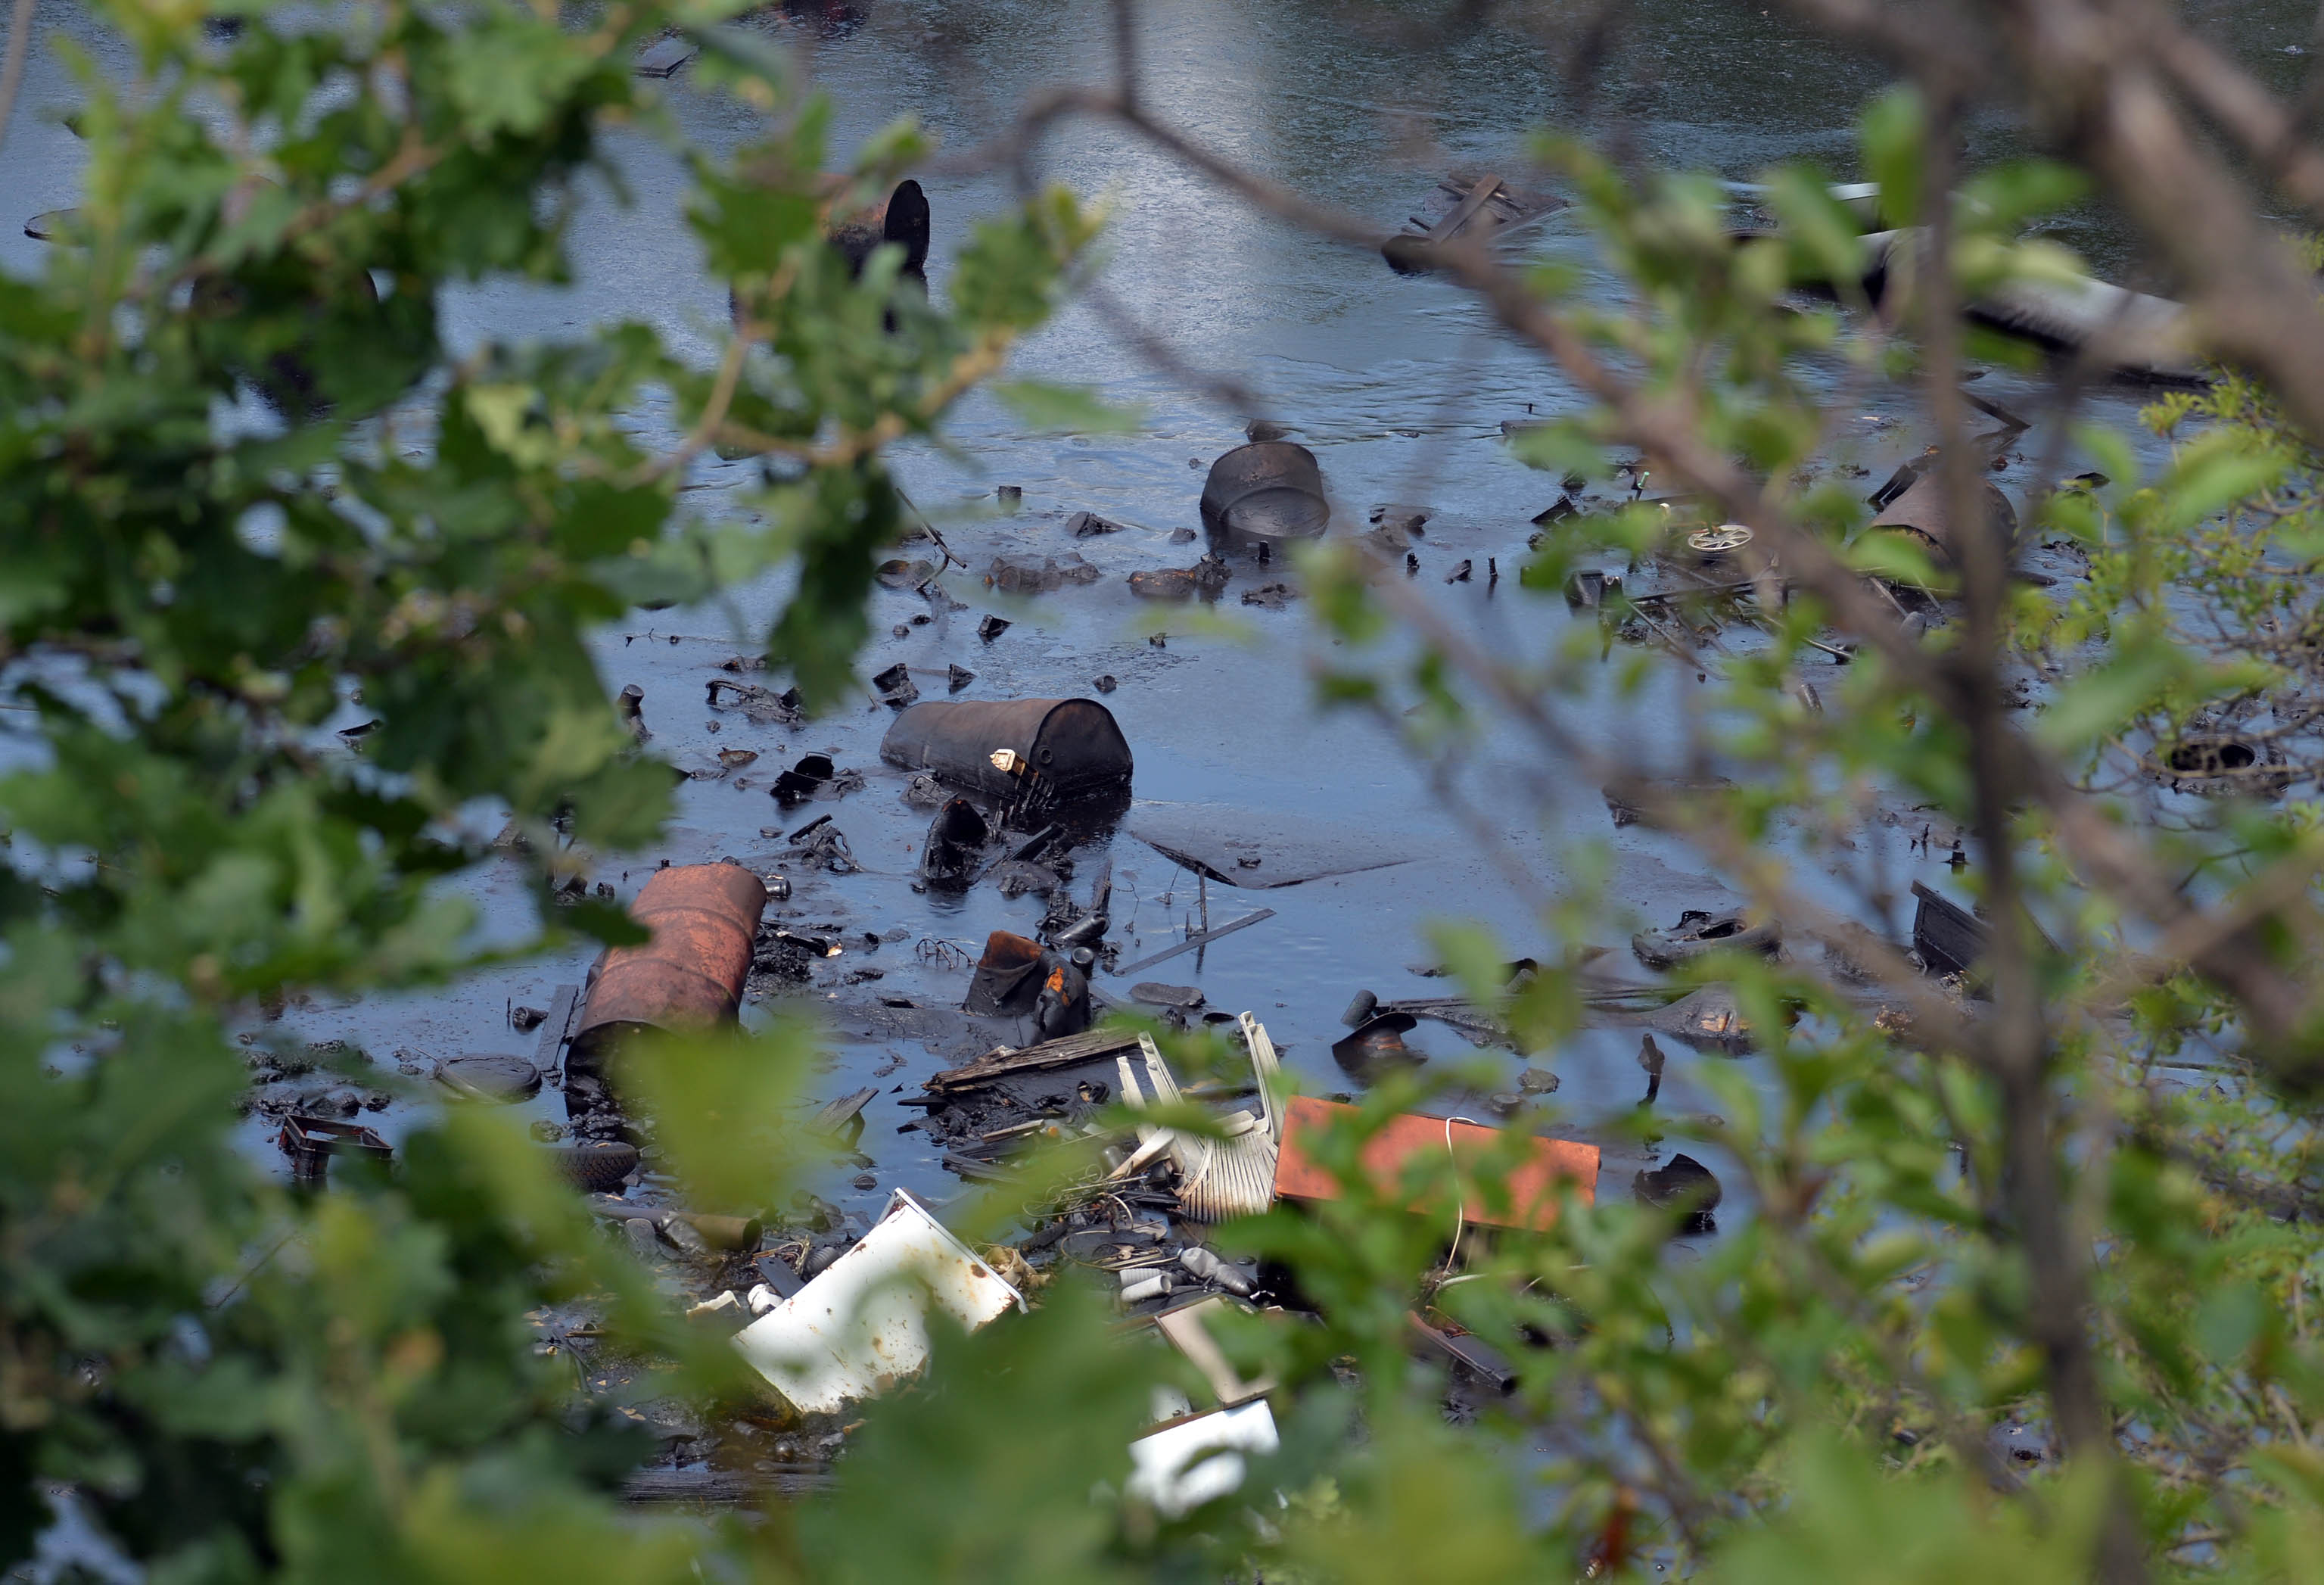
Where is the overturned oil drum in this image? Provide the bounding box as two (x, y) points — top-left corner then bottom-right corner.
(568, 864), (770, 1088)
(879, 698), (1132, 803)
(1201, 441), (1329, 547)
(1863, 474), (2019, 575)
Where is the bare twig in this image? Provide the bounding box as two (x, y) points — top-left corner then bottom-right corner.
(0, 0), (35, 167)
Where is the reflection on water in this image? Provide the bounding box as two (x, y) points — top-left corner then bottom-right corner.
(0, 0), (2300, 1219)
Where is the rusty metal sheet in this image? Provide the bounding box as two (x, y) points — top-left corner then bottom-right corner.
(1271, 1096), (1598, 1231)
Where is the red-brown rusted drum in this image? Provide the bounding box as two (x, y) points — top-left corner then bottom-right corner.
(569, 864), (769, 1079)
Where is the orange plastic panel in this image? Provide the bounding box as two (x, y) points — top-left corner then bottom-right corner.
(1271, 1095), (1598, 1232)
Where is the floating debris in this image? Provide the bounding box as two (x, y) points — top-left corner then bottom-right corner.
(1631, 908), (1781, 969)
(1271, 1100), (1598, 1231)
(731, 1189), (1025, 1414)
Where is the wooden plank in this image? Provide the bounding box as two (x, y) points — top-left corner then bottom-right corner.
(1408, 1311), (1518, 1393)
(1271, 1097), (1597, 1231)
(1430, 173), (1504, 243)
(809, 1087), (879, 1135)
(534, 982), (580, 1076)
(925, 1027), (1144, 1093)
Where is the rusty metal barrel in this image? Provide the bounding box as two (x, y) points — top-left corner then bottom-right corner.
(879, 698), (1133, 802)
(1201, 441), (1329, 546)
(568, 864), (769, 1082)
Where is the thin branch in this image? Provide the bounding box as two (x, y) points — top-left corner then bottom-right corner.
(0, 0), (33, 167)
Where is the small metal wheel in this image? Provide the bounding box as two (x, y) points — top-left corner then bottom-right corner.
(1687, 524), (1753, 554)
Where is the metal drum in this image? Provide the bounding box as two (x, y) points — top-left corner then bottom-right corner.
(1200, 441), (1329, 547)
(568, 864), (770, 1085)
(879, 698), (1133, 803)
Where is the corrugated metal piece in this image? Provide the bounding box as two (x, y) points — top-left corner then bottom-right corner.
(1115, 1013), (1282, 1223)
(731, 1188), (1025, 1413)
(1271, 1098), (1598, 1232)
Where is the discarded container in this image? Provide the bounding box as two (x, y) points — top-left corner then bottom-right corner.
(1631, 908), (1780, 969)
(963, 930), (1046, 1015)
(568, 864), (769, 1081)
(1178, 1245), (1255, 1297)
(1910, 880), (1985, 978)
(731, 1188), (1026, 1413)
(871, 662), (919, 708)
(1126, 1400), (1280, 1517)
(879, 698), (1133, 804)
(770, 754), (835, 802)
(277, 1114), (392, 1184)
(1200, 442), (1329, 547)
(1632, 1153), (1722, 1229)
(1271, 1098), (1598, 1232)
(1330, 1010), (1420, 1081)
(959, 931), (1091, 1037)
(919, 796), (989, 889)
(1121, 1270), (1174, 1305)
(1863, 472), (2019, 576)
(437, 1053), (543, 1102)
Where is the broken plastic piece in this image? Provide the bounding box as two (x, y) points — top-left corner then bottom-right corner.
(1271, 1099), (1598, 1231)
(1178, 1245), (1254, 1297)
(1126, 1401), (1279, 1517)
(731, 1188), (1025, 1413)
(1154, 1297), (1274, 1404)
(636, 34), (697, 76)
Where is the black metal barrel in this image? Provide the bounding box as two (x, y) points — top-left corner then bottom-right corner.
(879, 699), (1133, 802)
(1200, 441), (1329, 546)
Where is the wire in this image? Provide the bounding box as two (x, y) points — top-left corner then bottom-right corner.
(1442, 1114), (1482, 1275)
